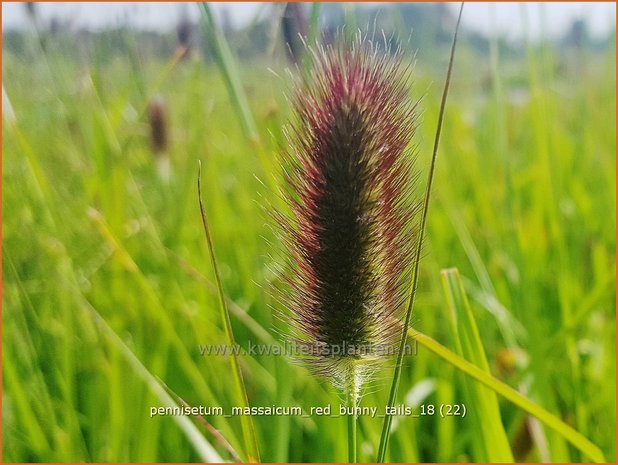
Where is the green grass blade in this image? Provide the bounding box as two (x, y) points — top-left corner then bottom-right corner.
(376, 4), (464, 461)
(198, 3), (259, 145)
(197, 162), (261, 462)
(3, 352), (51, 453)
(410, 328), (606, 463)
(441, 268), (514, 461)
(83, 300), (224, 462)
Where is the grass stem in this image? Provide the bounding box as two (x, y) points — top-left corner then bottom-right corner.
(376, 3), (464, 461)
(198, 3), (259, 145)
(347, 362), (359, 463)
(197, 162), (260, 462)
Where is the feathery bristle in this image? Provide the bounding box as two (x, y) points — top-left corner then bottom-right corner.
(278, 40), (421, 386)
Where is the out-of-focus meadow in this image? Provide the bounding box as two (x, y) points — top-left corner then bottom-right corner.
(2, 2), (616, 463)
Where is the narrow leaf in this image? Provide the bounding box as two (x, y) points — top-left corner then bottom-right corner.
(441, 267), (514, 461)
(198, 3), (259, 144)
(410, 328), (606, 463)
(198, 162), (261, 462)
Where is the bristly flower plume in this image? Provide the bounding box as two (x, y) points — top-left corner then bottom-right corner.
(277, 40), (421, 389)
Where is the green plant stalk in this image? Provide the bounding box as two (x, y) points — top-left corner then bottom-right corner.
(198, 3), (259, 145)
(376, 3), (464, 461)
(409, 328), (606, 463)
(347, 400), (357, 463)
(198, 162), (260, 462)
(273, 360), (292, 462)
(347, 361), (359, 463)
(521, 4), (573, 460)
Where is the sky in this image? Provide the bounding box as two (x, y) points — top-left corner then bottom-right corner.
(2, 2), (616, 41)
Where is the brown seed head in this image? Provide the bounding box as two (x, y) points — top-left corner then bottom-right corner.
(148, 96), (168, 155)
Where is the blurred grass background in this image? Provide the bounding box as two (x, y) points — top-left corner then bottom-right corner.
(2, 2), (616, 462)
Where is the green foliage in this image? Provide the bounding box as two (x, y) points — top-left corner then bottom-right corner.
(2, 13), (615, 463)
(442, 268), (514, 461)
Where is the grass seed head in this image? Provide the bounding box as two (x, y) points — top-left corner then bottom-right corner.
(148, 96), (172, 181)
(148, 96), (168, 155)
(278, 39), (422, 387)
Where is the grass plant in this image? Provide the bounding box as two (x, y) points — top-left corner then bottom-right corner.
(2, 2), (615, 463)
